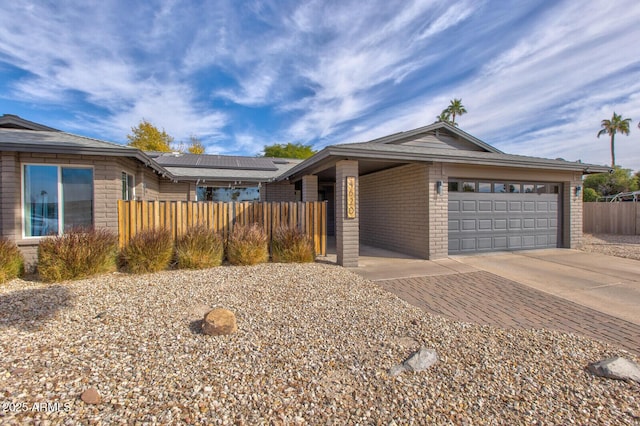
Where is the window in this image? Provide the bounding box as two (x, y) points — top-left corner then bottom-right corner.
(122, 172), (135, 200)
(448, 181), (459, 192)
(523, 184), (535, 193)
(23, 165), (93, 237)
(509, 184), (521, 193)
(197, 186), (260, 202)
(536, 184), (547, 194)
(494, 183), (507, 193)
(462, 182), (476, 192)
(478, 182), (492, 193)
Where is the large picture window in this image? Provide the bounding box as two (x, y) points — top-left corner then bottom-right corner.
(23, 165), (93, 237)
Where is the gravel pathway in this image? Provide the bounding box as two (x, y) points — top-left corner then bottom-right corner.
(580, 233), (640, 261)
(1, 263), (639, 424)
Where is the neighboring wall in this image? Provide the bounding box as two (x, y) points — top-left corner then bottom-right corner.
(583, 202), (640, 235)
(359, 164), (429, 258)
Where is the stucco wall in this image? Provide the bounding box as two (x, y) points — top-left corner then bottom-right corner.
(359, 163), (429, 258)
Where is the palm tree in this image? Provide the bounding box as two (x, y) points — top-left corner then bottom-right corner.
(445, 98), (467, 126)
(597, 112), (631, 167)
(436, 110), (451, 123)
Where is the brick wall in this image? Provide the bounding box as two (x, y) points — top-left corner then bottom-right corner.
(360, 163), (429, 258)
(262, 182), (296, 201)
(1, 152), (165, 269)
(336, 160), (359, 267)
(427, 163), (448, 259)
(565, 173), (583, 248)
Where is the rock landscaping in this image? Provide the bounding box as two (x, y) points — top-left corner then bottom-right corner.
(580, 233), (640, 261)
(0, 263), (638, 424)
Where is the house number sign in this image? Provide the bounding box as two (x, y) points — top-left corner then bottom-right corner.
(346, 176), (356, 219)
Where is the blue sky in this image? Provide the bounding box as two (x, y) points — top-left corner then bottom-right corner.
(1, 0), (639, 170)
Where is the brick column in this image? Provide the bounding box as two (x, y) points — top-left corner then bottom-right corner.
(564, 173), (583, 248)
(336, 160), (359, 267)
(427, 163), (449, 259)
(301, 175), (318, 202)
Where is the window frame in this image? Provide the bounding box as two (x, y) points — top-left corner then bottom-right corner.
(121, 171), (135, 201)
(21, 163), (95, 239)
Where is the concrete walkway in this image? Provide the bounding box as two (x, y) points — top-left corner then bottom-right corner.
(347, 246), (640, 355)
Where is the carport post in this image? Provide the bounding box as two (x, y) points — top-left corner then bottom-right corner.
(336, 160), (359, 267)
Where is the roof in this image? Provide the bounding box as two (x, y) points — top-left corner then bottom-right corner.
(0, 114), (60, 131)
(0, 127), (171, 177)
(280, 122), (611, 180)
(0, 115), (300, 183)
(156, 155), (303, 182)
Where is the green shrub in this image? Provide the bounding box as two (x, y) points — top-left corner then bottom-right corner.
(226, 223), (269, 266)
(38, 228), (118, 282)
(119, 228), (174, 274)
(0, 238), (24, 284)
(176, 225), (224, 269)
(583, 187), (598, 202)
(271, 225), (315, 263)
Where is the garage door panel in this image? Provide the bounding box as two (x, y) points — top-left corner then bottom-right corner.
(462, 200), (477, 211)
(478, 201), (492, 211)
(494, 236), (507, 249)
(477, 237), (493, 249)
(462, 219), (476, 230)
(494, 219), (507, 230)
(494, 201), (507, 211)
(478, 219), (492, 230)
(449, 192), (560, 254)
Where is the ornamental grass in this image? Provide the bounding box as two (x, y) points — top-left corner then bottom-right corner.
(226, 223), (269, 266)
(119, 228), (174, 274)
(175, 225), (224, 269)
(0, 238), (24, 284)
(37, 228), (118, 282)
(271, 225), (315, 263)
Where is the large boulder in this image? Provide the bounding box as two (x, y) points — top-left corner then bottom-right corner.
(202, 308), (238, 336)
(588, 356), (640, 383)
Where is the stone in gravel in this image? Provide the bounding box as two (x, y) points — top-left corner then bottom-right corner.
(389, 347), (438, 376)
(202, 308), (238, 336)
(588, 356), (640, 383)
(81, 387), (101, 404)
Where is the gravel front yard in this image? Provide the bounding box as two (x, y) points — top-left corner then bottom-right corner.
(1, 263), (639, 424)
(580, 233), (640, 261)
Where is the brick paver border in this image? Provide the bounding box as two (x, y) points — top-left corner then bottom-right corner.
(378, 271), (640, 355)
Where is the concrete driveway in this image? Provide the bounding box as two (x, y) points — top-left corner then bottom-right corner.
(453, 249), (640, 326)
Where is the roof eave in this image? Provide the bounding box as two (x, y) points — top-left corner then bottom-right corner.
(0, 143), (174, 178)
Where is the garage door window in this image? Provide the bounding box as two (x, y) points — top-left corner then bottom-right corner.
(449, 180), (558, 195)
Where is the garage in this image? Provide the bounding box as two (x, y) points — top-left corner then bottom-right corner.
(448, 180), (561, 254)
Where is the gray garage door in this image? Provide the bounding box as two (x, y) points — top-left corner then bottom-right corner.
(448, 192), (560, 254)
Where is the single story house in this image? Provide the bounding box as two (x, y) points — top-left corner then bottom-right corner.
(0, 114), (609, 268)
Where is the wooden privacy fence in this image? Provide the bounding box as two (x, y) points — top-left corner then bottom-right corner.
(583, 202), (640, 235)
(118, 200), (327, 256)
